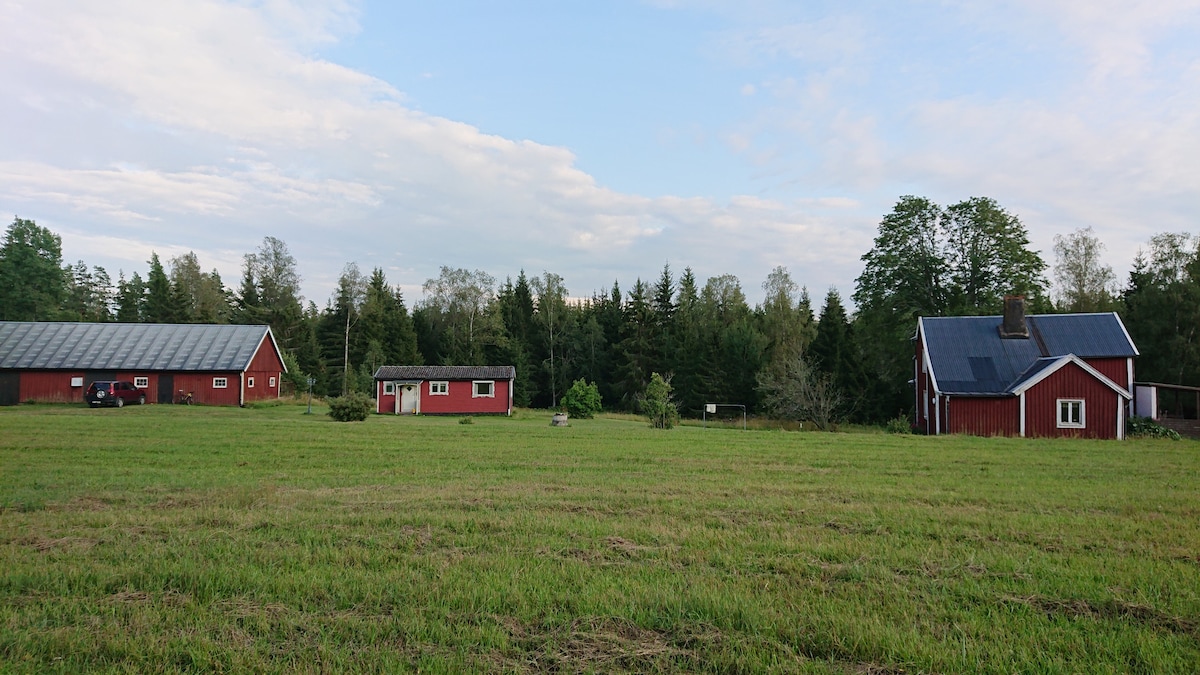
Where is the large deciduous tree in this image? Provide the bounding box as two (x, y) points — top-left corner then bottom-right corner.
(1122, 233), (1200, 387)
(1053, 227), (1116, 313)
(0, 217), (67, 321)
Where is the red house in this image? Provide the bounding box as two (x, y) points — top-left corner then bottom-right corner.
(0, 322), (286, 406)
(374, 365), (515, 416)
(915, 298), (1138, 439)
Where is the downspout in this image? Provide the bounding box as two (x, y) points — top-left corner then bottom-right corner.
(239, 372), (246, 407)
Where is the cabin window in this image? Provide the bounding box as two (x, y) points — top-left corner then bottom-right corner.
(134, 377), (149, 388)
(383, 382), (395, 395)
(213, 377), (228, 389)
(247, 377), (255, 388)
(430, 381), (449, 395)
(1057, 399), (1084, 428)
(269, 377), (276, 388)
(473, 380), (495, 398)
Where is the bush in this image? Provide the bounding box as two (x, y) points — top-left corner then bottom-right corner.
(327, 392), (373, 422)
(885, 415), (912, 434)
(1127, 416), (1182, 440)
(642, 372), (679, 429)
(459, 416), (474, 425)
(561, 379), (602, 419)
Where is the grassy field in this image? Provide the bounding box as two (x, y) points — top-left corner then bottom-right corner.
(1, 404), (1198, 673)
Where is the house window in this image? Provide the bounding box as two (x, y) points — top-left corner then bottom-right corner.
(247, 377), (255, 388)
(473, 380), (495, 398)
(134, 377), (148, 388)
(213, 377), (228, 389)
(384, 382), (395, 395)
(430, 381), (449, 395)
(269, 377), (276, 388)
(1058, 399), (1085, 428)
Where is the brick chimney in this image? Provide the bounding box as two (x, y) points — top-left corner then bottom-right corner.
(999, 295), (1028, 339)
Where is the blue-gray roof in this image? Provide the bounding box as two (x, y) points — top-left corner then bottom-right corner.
(0, 322), (279, 372)
(921, 312), (1137, 395)
(374, 365), (516, 381)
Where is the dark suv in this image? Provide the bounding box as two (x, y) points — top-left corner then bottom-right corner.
(85, 380), (147, 408)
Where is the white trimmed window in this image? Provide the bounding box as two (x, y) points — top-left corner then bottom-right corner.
(269, 377), (276, 388)
(213, 377), (228, 389)
(430, 381), (449, 395)
(383, 382), (395, 395)
(134, 377), (149, 388)
(1057, 399), (1084, 428)
(247, 377), (255, 388)
(473, 380), (495, 398)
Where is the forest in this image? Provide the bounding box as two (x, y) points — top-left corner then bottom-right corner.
(2, 195), (1197, 426)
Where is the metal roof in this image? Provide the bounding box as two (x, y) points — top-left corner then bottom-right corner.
(0, 322), (278, 372)
(374, 365), (516, 381)
(921, 312), (1137, 396)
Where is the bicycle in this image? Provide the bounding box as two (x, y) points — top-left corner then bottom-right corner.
(176, 390), (194, 405)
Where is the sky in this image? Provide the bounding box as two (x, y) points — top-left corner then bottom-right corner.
(2, 0), (1199, 308)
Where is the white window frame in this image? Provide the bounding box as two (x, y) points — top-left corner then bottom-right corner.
(472, 380), (495, 398)
(383, 381), (395, 395)
(1057, 399), (1085, 428)
(134, 377), (149, 389)
(247, 377), (255, 388)
(213, 377), (228, 389)
(269, 377), (276, 388)
(429, 381), (449, 395)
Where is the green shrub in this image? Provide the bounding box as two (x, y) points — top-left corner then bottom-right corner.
(885, 415), (912, 434)
(327, 392), (373, 422)
(642, 372), (679, 429)
(459, 416), (474, 425)
(561, 379), (602, 419)
(1127, 416), (1182, 440)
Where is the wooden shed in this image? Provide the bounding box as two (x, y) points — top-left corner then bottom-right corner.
(0, 322), (286, 406)
(374, 365), (515, 416)
(914, 298), (1138, 439)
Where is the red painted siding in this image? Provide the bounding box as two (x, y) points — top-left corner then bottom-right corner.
(243, 334), (284, 403)
(19, 372), (86, 403)
(947, 396), (1020, 436)
(1086, 357), (1131, 391)
(1024, 362), (1121, 439)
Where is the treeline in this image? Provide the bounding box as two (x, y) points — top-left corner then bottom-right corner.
(2, 199), (1198, 423)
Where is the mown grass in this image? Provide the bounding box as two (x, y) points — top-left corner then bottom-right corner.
(1, 404), (1198, 673)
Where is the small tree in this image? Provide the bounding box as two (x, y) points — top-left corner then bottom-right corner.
(757, 357), (844, 431)
(561, 378), (602, 418)
(641, 372), (679, 429)
(328, 392), (372, 422)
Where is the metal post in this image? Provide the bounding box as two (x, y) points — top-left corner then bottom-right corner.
(305, 377), (315, 415)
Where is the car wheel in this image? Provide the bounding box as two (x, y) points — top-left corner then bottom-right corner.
(139, 395), (146, 405)
(115, 397), (124, 408)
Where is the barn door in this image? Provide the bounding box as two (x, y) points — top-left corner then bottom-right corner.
(400, 384), (417, 414)
(0, 372), (19, 406)
(158, 374), (174, 404)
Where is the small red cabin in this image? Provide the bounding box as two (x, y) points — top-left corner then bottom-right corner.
(0, 322), (286, 406)
(915, 298), (1138, 439)
(374, 365), (515, 416)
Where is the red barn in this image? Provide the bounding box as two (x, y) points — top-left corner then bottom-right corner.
(374, 365), (515, 416)
(0, 322), (286, 406)
(915, 298), (1138, 439)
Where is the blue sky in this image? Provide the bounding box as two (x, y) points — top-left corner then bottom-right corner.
(2, 0), (1199, 307)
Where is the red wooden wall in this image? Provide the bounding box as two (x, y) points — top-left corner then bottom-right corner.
(1024, 361), (1121, 439)
(376, 379), (512, 415)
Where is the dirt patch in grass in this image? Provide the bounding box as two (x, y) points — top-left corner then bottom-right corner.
(29, 536), (98, 552)
(1006, 595), (1198, 637)
(501, 615), (706, 672)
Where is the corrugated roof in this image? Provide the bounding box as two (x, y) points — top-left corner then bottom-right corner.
(0, 322), (275, 372)
(374, 365), (516, 381)
(921, 312), (1137, 395)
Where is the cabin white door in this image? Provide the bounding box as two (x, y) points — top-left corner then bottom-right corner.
(399, 384), (418, 414)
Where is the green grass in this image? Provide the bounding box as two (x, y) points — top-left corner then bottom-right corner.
(1, 404), (1198, 673)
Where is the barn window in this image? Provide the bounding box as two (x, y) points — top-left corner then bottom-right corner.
(134, 377), (149, 388)
(1057, 399), (1084, 428)
(430, 381), (449, 395)
(213, 377), (228, 389)
(269, 377), (276, 388)
(383, 382), (395, 395)
(247, 377), (255, 388)
(473, 380), (495, 398)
